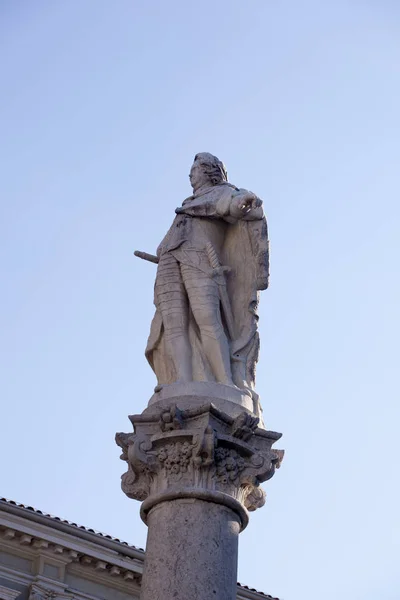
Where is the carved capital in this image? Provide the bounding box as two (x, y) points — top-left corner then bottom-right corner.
(116, 402), (283, 529)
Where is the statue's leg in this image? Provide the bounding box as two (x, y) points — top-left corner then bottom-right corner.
(155, 253), (192, 383)
(181, 262), (233, 386)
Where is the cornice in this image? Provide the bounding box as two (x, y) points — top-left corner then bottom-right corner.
(0, 522), (142, 587)
(0, 501), (144, 563)
(0, 584), (21, 600)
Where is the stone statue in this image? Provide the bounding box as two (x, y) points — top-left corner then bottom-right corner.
(119, 153), (282, 600)
(136, 152), (269, 415)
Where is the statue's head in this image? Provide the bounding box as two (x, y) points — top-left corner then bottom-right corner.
(189, 152), (228, 191)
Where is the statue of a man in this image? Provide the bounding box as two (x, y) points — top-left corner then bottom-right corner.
(145, 153), (269, 406)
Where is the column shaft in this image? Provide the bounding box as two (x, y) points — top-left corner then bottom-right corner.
(140, 498), (240, 600)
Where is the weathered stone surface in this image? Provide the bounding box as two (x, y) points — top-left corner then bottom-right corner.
(140, 499), (240, 600)
(116, 402), (283, 528)
(147, 380), (254, 420)
(136, 152), (269, 418)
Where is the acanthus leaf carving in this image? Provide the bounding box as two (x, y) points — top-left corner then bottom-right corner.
(157, 440), (193, 477)
(214, 447), (245, 485)
(244, 485), (266, 512)
(117, 405), (283, 514)
(231, 412), (259, 441)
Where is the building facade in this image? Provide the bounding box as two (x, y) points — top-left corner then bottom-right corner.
(0, 499), (277, 600)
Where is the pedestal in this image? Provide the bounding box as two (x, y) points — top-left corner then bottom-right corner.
(116, 386), (283, 600)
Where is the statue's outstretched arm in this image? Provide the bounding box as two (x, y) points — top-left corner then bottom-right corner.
(229, 191), (264, 221)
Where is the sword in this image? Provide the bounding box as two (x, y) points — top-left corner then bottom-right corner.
(134, 250), (159, 264)
(206, 242), (236, 341)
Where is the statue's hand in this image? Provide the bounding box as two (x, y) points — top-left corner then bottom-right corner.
(230, 192), (261, 220)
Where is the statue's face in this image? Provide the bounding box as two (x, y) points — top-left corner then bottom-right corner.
(189, 161), (208, 191)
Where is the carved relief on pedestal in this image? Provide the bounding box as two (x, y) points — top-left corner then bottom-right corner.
(116, 403), (283, 520)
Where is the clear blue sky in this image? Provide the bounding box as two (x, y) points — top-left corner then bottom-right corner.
(1, 2), (399, 599)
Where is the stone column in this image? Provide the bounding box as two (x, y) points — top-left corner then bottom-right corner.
(116, 387), (283, 600)
(141, 498), (240, 600)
